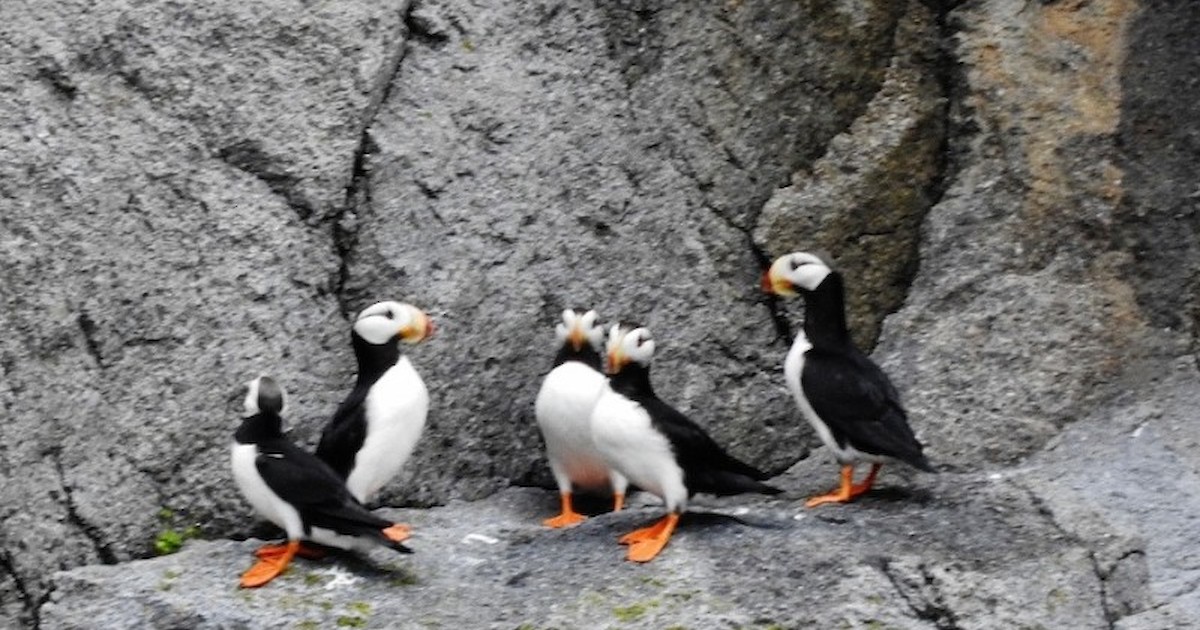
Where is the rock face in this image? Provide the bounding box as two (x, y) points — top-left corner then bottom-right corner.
(1, 0), (1198, 627)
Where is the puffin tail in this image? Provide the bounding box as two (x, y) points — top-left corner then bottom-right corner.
(703, 470), (784, 497)
(907, 452), (937, 474)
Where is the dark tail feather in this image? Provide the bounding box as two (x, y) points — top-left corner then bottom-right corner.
(702, 470), (784, 497)
(307, 502), (414, 554)
(907, 452), (937, 473)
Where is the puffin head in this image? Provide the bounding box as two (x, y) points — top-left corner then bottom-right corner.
(353, 301), (436, 346)
(604, 322), (655, 375)
(762, 251), (833, 297)
(554, 308), (604, 353)
(243, 375), (285, 418)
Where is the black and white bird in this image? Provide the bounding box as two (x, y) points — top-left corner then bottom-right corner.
(763, 251), (934, 507)
(590, 323), (781, 562)
(231, 376), (412, 588)
(535, 308), (628, 528)
(315, 301), (434, 504)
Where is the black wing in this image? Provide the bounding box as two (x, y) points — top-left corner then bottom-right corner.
(639, 396), (781, 496)
(256, 438), (353, 508)
(257, 439), (411, 551)
(314, 385), (371, 479)
(800, 348), (933, 471)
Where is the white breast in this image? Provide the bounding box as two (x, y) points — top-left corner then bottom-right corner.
(535, 362), (615, 489)
(345, 356), (429, 502)
(230, 443), (304, 539)
(589, 386), (687, 512)
(784, 332), (880, 464)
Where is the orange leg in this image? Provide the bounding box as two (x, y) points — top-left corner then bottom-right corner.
(255, 542), (327, 560)
(850, 463), (882, 496)
(612, 492), (625, 513)
(382, 523), (411, 543)
(240, 540), (299, 588)
(621, 513), (680, 563)
(543, 492), (587, 528)
(806, 464), (882, 507)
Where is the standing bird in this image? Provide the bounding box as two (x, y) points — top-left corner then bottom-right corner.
(763, 251), (934, 507)
(315, 301), (434, 504)
(535, 308), (628, 528)
(590, 323), (781, 562)
(231, 376), (412, 588)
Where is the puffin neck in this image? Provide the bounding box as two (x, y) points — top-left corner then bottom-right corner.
(609, 363), (654, 398)
(352, 332), (402, 383)
(553, 344), (603, 370)
(802, 271), (852, 350)
(234, 413), (284, 444)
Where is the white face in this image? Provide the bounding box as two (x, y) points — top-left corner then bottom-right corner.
(765, 252), (832, 296)
(554, 309), (605, 352)
(354, 301), (434, 345)
(605, 324), (655, 374)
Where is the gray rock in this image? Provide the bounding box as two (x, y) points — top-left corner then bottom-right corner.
(0, 0), (410, 623)
(40, 480), (1127, 629)
(2, 0), (1199, 626)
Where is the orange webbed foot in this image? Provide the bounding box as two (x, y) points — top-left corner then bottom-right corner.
(240, 540), (299, 588)
(255, 542), (326, 560)
(624, 513), (679, 563)
(383, 524), (412, 543)
(543, 493), (586, 529)
(806, 464), (881, 508)
(612, 492), (625, 513)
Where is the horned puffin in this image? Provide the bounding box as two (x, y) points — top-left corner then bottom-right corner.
(231, 376), (412, 588)
(315, 301), (434, 503)
(535, 308), (629, 528)
(763, 251), (934, 507)
(590, 323), (781, 562)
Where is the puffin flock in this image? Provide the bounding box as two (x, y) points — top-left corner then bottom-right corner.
(231, 251), (933, 586)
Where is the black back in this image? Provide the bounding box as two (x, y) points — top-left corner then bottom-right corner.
(799, 271), (933, 471)
(610, 365), (781, 496)
(235, 410), (411, 552)
(314, 331), (402, 479)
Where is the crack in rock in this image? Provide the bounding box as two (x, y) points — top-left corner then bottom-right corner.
(0, 547), (40, 629)
(876, 557), (963, 630)
(49, 450), (118, 566)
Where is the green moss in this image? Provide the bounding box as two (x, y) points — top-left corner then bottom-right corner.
(152, 509), (202, 555)
(336, 616), (367, 628)
(639, 576), (666, 588)
(303, 572), (325, 587)
(389, 568), (420, 587)
(613, 600), (659, 623)
(349, 602), (372, 616)
(296, 622), (319, 630)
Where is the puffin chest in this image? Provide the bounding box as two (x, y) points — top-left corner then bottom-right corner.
(784, 332), (842, 453)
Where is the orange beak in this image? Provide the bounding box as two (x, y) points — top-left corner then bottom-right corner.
(762, 266), (796, 297)
(399, 312), (435, 343)
(605, 348), (627, 375)
(568, 324), (586, 351)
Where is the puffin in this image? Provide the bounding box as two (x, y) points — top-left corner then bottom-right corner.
(315, 301), (434, 503)
(763, 251), (934, 507)
(231, 376), (412, 588)
(590, 323), (781, 562)
(534, 308), (629, 528)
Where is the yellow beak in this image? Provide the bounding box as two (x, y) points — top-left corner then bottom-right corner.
(763, 265), (797, 297)
(605, 347), (627, 375)
(568, 324), (586, 351)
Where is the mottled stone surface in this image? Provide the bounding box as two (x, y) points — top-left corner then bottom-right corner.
(2, 0), (1199, 626)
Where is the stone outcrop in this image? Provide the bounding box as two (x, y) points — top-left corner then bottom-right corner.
(1, 0), (1197, 626)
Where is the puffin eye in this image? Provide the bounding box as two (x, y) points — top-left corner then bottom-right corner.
(789, 257), (802, 271)
(635, 335), (646, 347)
(384, 310), (394, 320)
